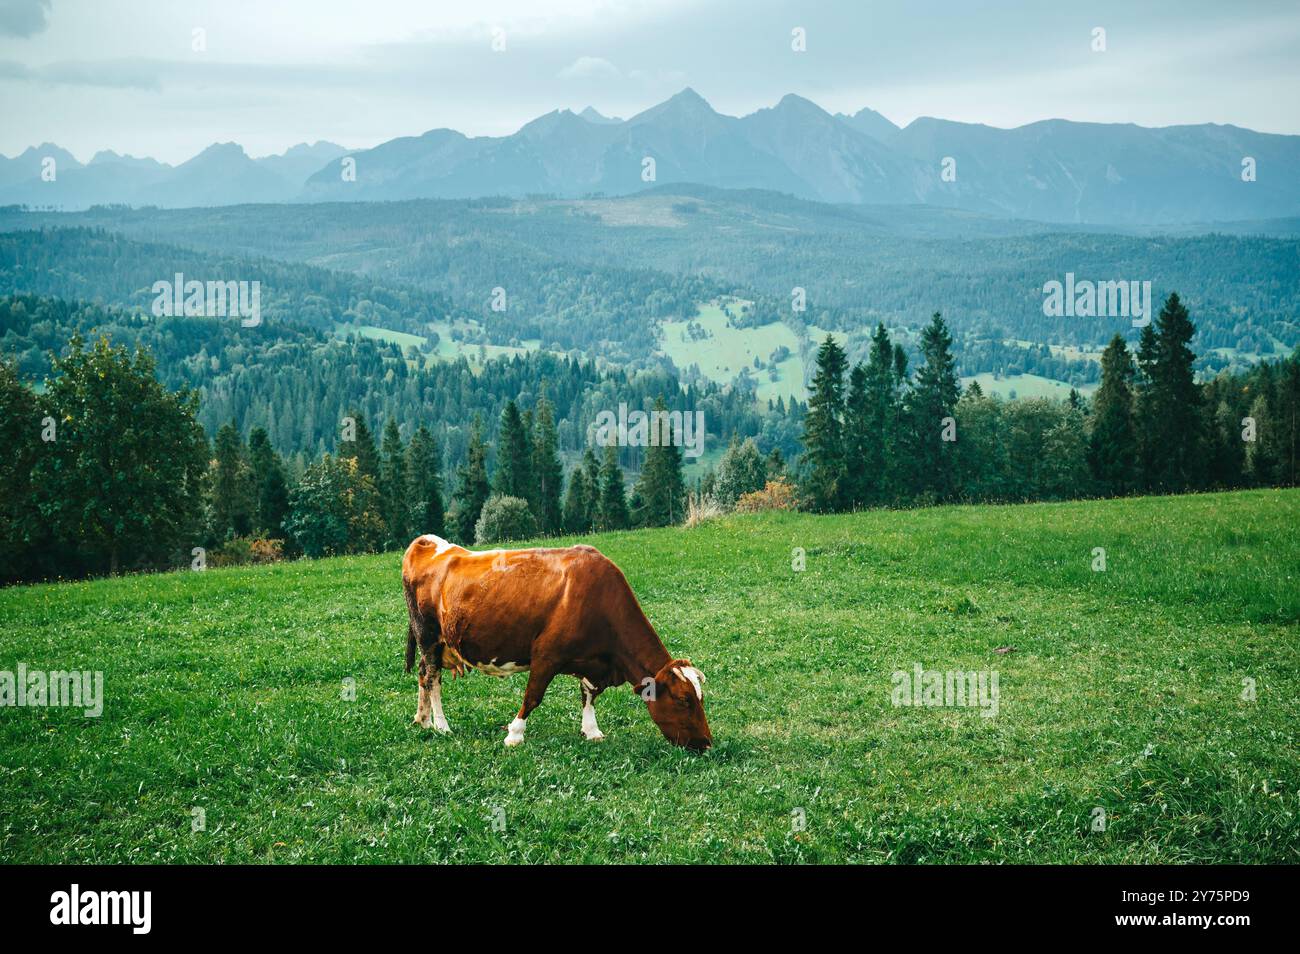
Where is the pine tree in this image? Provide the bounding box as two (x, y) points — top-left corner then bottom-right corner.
(1281, 356), (1300, 486)
(531, 392), (564, 533)
(1135, 293), (1203, 492)
(633, 395), (687, 526)
(597, 444), (629, 530)
(1244, 393), (1277, 486)
(493, 399), (533, 500)
(212, 420), (255, 540)
(405, 424), (445, 537)
(342, 410), (380, 480)
(842, 362), (870, 508)
(800, 334), (848, 511)
(1205, 396), (1244, 489)
(1088, 334), (1138, 496)
(0, 358), (41, 583)
(906, 313), (961, 502)
(581, 447), (602, 529)
(380, 418), (409, 548)
(248, 426), (290, 538)
(451, 415), (491, 544)
(562, 463), (591, 533)
(1134, 321), (1160, 487)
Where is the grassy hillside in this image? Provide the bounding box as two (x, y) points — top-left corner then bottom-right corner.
(2, 490), (1297, 863)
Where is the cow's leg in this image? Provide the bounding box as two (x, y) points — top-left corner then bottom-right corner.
(504, 660), (559, 747)
(414, 654), (451, 733)
(429, 667), (450, 733)
(580, 678), (605, 741)
(414, 656), (433, 727)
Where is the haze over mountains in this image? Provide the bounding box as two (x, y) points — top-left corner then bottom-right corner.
(4, 89), (1298, 226)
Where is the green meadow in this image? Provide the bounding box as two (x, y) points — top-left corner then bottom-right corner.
(1, 489), (1297, 863)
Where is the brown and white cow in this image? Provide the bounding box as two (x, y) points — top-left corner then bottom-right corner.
(401, 534), (712, 750)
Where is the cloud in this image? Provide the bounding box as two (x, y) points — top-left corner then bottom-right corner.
(0, 57), (161, 90)
(558, 56), (621, 80)
(0, 0), (51, 37)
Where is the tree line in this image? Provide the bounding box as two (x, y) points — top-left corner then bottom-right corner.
(4, 291), (1296, 585)
(0, 336), (690, 582)
(798, 294), (1300, 512)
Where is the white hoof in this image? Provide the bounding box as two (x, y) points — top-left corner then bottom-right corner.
(583, 729), (606, 741)
(504, 717), (526, 746)
(434, 719), (451, 734)
(413, 715), (433, 729)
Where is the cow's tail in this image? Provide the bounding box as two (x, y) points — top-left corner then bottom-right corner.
(403, 579), (421, 673)
(405, 621), (418, 673)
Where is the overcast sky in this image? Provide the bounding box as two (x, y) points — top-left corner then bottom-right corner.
(2, 0), (1298, 164)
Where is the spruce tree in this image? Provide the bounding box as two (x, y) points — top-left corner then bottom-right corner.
(906, 313), (961, 502)
(342, 410), (380, 480)
(248, 426), (290, 537)
(562, 463), (591, 533)
(531, 392), (564, 533)
(1205, 396), (1244, 489)
(860, 324), (899, 505)
(581, 447), (602, 529)
(1281, 356), (1300, 486)
(1134, 321), (1160, 488)
(494, 399), (533, 500)
(405, 424), (445, 537)
(1244, 393), (1276, 486)
(452, 415), (491, 544)
(380, 418), (409, 548)
(597, 444), (629, 530)
(842, 363), (870, 508)
(1135, 293), (1203, 492)
(800, 334), (848, 511)
(633, 396), (687, 526)
(212, 420), (255, 540)
(0, 358), (40, 582)
(1088, 334), (1138, 496)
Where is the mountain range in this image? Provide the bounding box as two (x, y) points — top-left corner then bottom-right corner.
(4, 89), (1298, 225)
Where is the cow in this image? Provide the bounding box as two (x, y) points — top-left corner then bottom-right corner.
(401, 534), (713, 750)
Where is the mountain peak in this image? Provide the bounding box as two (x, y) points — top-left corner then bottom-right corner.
(579, 106), (622, 125)
(279, 141), (346, 158)
(836, 106), (901, 143)
(519, 108), (594, 140)
(776, 93), (824, 113)
(629, 87), (722, 127)
(668, 87), (711, 109)
(195, 141), (250, 159)
(14, 142), (81, 166)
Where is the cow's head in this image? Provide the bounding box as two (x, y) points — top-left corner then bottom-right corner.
(646, 659), (712, 751)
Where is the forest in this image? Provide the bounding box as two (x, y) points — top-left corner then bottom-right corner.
(2, 282), (1295, 585)
(4, 192), (1297, 386)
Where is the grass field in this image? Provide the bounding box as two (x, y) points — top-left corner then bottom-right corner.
(2, 490), (1298, 863)
(659, 300), (806, 404)
(333, 321), (542, 368)
(960, 372), (1099, 401)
